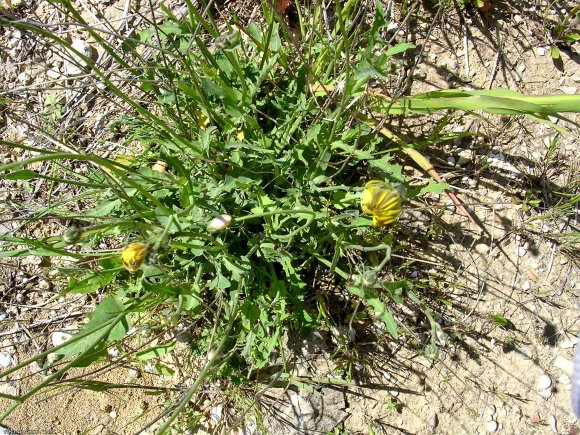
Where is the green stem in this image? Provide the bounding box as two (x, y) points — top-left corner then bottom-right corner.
(156, 291), (239, 433)
(235, 209), (316, 222)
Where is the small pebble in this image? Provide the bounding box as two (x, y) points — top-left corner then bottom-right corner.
(487, 420), (498, 432)
(539, 389), (552, 399)
(17, 71), (30, 84)
(516, 247), (527, 257)
(414, 68), (427, 80)
(0, 352), (12, 368)
(109, 410), (117, 419)
(210, 405), (223, 422)
(51, 331), (72, 347)
(0, 309), (7, 321)
(548, 415), (557, 433)
(536, 47), (546, 56)
(530, 413), (541, 424)
(448, 60), (458, 71)
(522, 280), (531, 291)
(558, 374), (570, 385)
(560, 86), (577, 95)
(428, 413), (438, 428)
(538, 374), (552, 390)
(447, 156), (456, 166)
(65, 39), (93, 75)
(386, 22), (399, 33)
(475, 243), (489, 254)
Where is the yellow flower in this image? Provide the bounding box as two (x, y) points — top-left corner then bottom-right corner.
(236, 130), (245, 141)
(361, 180), (402, 227)
(120, 242), (149, 273)
(193, 109), (210, 130)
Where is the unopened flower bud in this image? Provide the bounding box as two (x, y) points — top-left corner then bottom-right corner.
(362, 269), (378, 287)
(207, 214), (233, 233)
(152, 160), (167, 173)
(62, 226), (82, 244)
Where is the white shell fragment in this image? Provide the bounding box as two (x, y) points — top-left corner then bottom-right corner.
(487, 420), (498, 432)
(65, 39), (93, 76)
(51, 331), (72, 347)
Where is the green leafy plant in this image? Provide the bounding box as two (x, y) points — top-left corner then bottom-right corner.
(1, 0), (579, 431)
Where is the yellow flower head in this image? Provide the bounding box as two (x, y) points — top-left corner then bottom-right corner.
(361, 180), (402, 227)
(120, 242), (149, 273)
(193, 109), (210, 130)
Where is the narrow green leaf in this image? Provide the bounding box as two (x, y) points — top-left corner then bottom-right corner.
(136, 341), (176, 361)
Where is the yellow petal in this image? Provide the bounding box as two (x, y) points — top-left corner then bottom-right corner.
(120, 242), (149, 273)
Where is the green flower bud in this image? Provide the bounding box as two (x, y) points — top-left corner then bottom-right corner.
(362, 269), (378, 287)
(62, 226), (82, 244)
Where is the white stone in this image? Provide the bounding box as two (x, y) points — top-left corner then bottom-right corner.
(474, 244), (488, 254)
(558, 374), (570, 385)
(522, 280), (531, 291)
(560, 86), (577, 95)
(540, 389), (552, 399)
(516, 247), (527, 257)
(414, 69), (427, 80)
(538, 374), (552, 389)
(51, 331), (72, 347)
(448, 60), (458, 71)
(447, 156), (456, 166)
(548, 415), (557, 433)
(487, 420), (498, 432)
(109, 410), (117, 418)
(17, 71), (30, 84)
(0, 309), (7, 321)
(65, 39), (92, 75)
(0, 351), (12, 368)
(210, 405), (223, 422)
